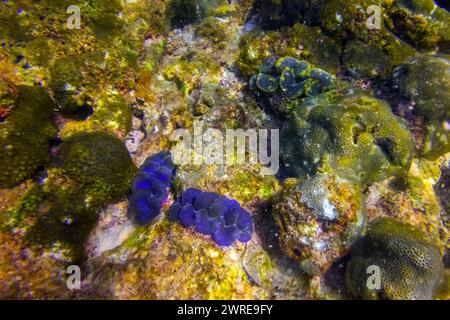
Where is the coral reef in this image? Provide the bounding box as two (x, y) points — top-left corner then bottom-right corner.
(169, 188), (253, 246)
(129, 151), (175, 224)
(345, 217), (445, 300)
(0, 0), (448, 300)
(343, 40), (393, 79)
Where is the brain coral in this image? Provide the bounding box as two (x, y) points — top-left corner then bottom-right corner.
(129, 151), (175, 224)
(393, 55), (450, 159)
(345, 217), (445, 300)
(0, 85), (56, 187)
(281, 94), (415, 187)
(169, 188), (253, 246)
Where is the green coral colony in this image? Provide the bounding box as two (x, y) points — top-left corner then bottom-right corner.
(0, 0), (449, 300)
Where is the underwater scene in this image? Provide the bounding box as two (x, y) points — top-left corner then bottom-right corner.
(0, 0), (449, 300)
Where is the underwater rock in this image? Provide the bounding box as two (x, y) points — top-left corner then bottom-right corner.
(386, 0), (449, 50)
(393, 55), (450, 159)
(0, 85), (56, 188)
(129, 151), (175, 225)
(281, 94), (415, 187)
(343, 40), (393, 79)
(169, 188), (253, 246)
(83, 220), (254, 299)
(242, 239), (309, 299)
(0, 230), (74, 299)
(398, 0), (437, 16)
(168, 0), (229, 27)
(27, 132), (137, 262)
(345, 217), (445, 300)
(50, 55), (87, 115)
(59, 92), (133, 140)
(271, 175), (363, 275)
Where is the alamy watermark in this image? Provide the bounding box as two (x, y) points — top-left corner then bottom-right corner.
(66, 5), (81, 29)
(170, 120), (279, 176)
(366, 5), (382, 30)
(366, 265), (381, 290)
(66, 265), (81, 290)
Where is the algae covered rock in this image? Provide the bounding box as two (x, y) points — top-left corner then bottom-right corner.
(281, 94), (415, 187)
(345, 217), (445, 300)
(386, 0), (449, 50)
(60, 93), (133, 139)
(237, 23), (341, 78)
(168, 0), (229, 27)
(0, 230), (74, 299)
(84, 220), (254, 299)
(55, 131), (137, 207)
(343, 40), (393, 79)
(393, 55), (450, 159)
(27, 132), (137, 261)
(271, 174), (363, 275)
(0, 85), (56, 188)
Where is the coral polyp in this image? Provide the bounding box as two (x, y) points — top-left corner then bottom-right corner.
(169, 188), (253, 246)
(129, 151), (175, 224)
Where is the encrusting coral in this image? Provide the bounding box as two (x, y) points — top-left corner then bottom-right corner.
(271, 174), (364, 275)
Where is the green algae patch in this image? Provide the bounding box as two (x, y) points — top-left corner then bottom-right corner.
(0, 86), (56, 188)
(345, 217), (445, 300)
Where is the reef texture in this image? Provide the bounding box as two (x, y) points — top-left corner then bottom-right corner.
(0, 0), (448, 300)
